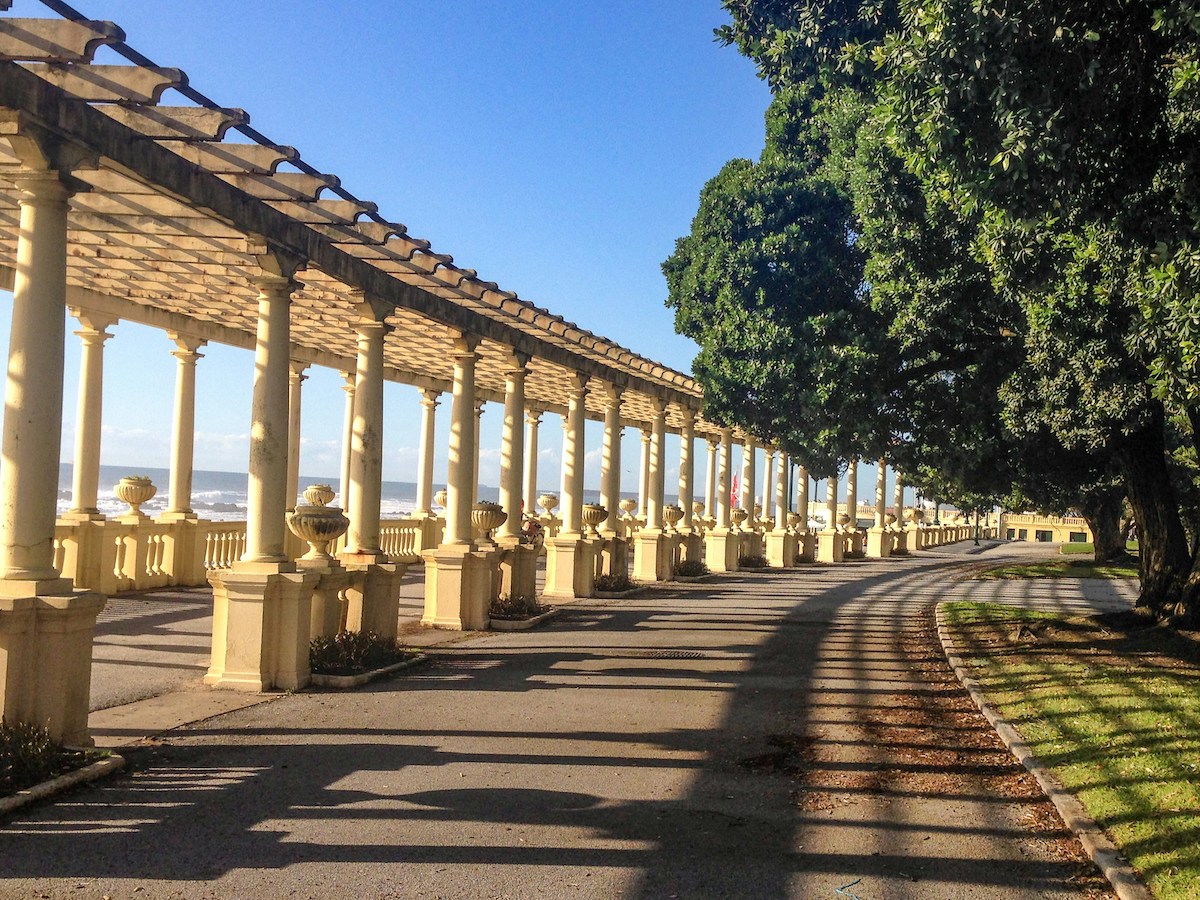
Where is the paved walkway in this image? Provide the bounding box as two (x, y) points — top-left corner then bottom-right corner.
(1, 542), (1133, 898)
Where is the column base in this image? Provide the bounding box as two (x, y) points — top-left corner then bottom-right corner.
(205, 563), (319, 692)
(632, 529), (676, 582)
(865, 527), (892, 559)
(816, 530), (845, 563)
(60, 510), (106, 523)
(421, 543), (500, 630)
(765, 531), (797, 568)
(0, 585), (106, 747)
(342, 561), (407, 640)
(543, 533), (599, 599)
(497, 537), (539, 604)
(794, 531), (816, 563)
(705, 528), (741, 573)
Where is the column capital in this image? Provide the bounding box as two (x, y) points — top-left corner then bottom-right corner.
(679, 405), (696, 426)
(597, 381), (624, 408)
(12, 169), (75, 205)
(474, 398), (487, 417)
(640, 427), (652, 444)
(452, 332), (481, 355)
(168, 331), (207, 356)
(68, 307), (117, 337)
(503, 349), (531, 374)
(340, 369), (356, 391)
(524, 406), (543, 427)
(566, 371), (589, 398)
(354, 318), (393, 341)
(289, 359), (310, 382)
(420, 387), (442, 409)
(351, 292), (393, 323)
(250, 272), (299, 297)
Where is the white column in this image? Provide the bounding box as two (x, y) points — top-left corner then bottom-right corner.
(704, 437), (717, 520)
(774, 451), (787, 530)
(445, 335), (479, 546)
(498, 354), (528, 539)
(65, 311), (116, 518)
(647, 400), (666, 530)
(242, 274), (295, 564)
(164, 333), (205, 518)
(716, 428), (732, 529)
(414, 388), (440, 516)
(523, 408), (542, 511)
(560, 373), (588, 535)
(345, 318), (389, 555)
(742, 436), (757, 528)
(472, 399), (486, 502)
(285, 360), (308, 510)
(875, 459), (887, 529)
(1, 172), (71, 581)
(338, 370), (355, 507)
(797, 465), (810, 524)
(846, 457), (858, 527)
(599, 384), (623, 532)
(678, 407), (695, 530)
(637, 428), (651, 518)
(826, 474), (839, 531)
(761, 448), (774, 521)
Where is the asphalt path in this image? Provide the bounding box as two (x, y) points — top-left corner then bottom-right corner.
(3, 541), (1132, 899)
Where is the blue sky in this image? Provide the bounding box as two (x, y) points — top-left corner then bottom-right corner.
(4, 1), (780, 494)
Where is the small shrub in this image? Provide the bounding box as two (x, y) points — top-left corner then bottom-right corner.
(738, 554), (769, 569)
(675, 559), (710, 577)
(490, 594), (543, 618)
(310, 630), (415, 676)
(594, 573), (635, 592)
(0, 717), (90, 797)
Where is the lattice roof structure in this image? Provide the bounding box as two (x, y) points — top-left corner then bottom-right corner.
(0, 1), (719, 436)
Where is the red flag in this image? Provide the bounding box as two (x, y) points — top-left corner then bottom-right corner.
(731, 474), (740, 506)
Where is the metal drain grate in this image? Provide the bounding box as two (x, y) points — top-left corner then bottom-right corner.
(632, 649), (707, 660)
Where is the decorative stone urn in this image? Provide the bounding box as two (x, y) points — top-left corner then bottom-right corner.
(619, 497), (638, 518)
(581, 503), (608, 537)
(472, 501), (508, 544)
(753, 502), (762, 518)
(787, 511), (802, 531)
(838, 513), (852, 529)
(885, 512), (897, 526)
(537, 493), (559, 517)
(662, 504), (684, 533)
(730, 507), (749, 531)
(115, 475), (156, 516)
(906, 508), (925, 524)
(303, 483), (335, 507)
(287, 488), (350, 562)
(692, 500), (706, 516)
(434, 489), (448, 510)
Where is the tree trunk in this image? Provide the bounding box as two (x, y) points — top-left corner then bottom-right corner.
(1116, 405), (1191, 619)
(1081, 489), (1127, 562)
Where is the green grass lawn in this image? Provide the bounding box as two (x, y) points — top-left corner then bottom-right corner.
(1059, 541), (1140, 556)
(979, 556), (1139, 580)
(942, 601), (1200, 899)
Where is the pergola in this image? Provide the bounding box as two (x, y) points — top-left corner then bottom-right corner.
(0, 3), (954, 747)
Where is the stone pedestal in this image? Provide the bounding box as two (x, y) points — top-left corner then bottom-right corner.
(845, 528), (865, 558)
(158, 515), (208, 585)
(865, 527), (892, 559)
(705, 528), (741, 573)
(911, 527), (926, 551)
(766, 531), (797, 568)
(341, 553), (407, 639)
(794, 531), (816, 563)
(632, 529), (675, 582)
(544, 534), (598, 599)
(679, 531), (704, 564)
(599, 534), (630, 578)
(296, 559), (351, 640)
(739, 531), (764, 560)
(816, 530), (845, 563)
(498, 538), (538, 603)
(0, 583), (105, 747)
(890, 526), (909, 554)
(205, 563), (319, 692)
(421, 544), (500, 630)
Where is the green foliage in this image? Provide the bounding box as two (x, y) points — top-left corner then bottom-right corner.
(0, 717), (89, 797)
(489, 594), (543, 619)
(309, 631), (414, 676)
(738, 554), (770, 569)
(594, 573), (636, 593)
(675, 559), (711, 577)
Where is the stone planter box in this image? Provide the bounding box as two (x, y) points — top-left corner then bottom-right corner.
(309, 653), (427, 689)
(0, 754), (125, 817)
(489, 607), (559, 631)
(593, 586), (644, 599)
(673, 574), (714, 583)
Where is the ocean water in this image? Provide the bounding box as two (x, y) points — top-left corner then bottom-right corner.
(57, 464), (642, 523)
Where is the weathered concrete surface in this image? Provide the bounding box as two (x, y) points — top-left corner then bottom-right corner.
(2, 541), (1124, 899)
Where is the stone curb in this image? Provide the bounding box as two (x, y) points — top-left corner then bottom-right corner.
(309, 652), (429, 688)
(489, 607), (560, 631)
(0, 753), (126, 819)
(934, 603), (1150, 900)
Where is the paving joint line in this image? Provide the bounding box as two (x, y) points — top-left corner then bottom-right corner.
(934, 602), (1150, 900)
